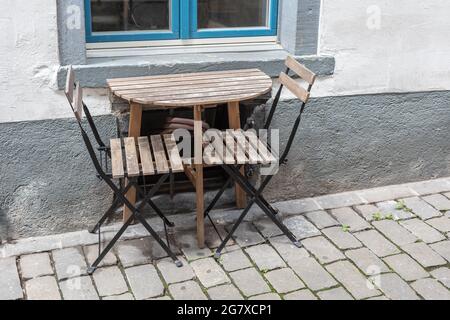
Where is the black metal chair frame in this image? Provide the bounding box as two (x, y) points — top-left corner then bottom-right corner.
(67, 83), (182, 274)
(205, 65), (314, 258)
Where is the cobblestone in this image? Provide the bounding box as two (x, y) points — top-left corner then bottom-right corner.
(229, 268), (270, 297)
(283, 289), (317, 300)
(92, 266), (128, 297)
(125, 264), (164, 299)
(219, 249), (252, 272)
(330, 207), (371, 232)
(190, 257), (230, 288)
(383, 254), (428, 281)
(411, 278), (450, 300)
(354, 230), (400, 257)
(59, 276), (99, 300)
(317, 287), (353, 300)
(345, 248), (389, 275)
(25, 276), (61, 300)
(326, 261), (380, 299)
(322, 227), (362, 250)
(245, 244), (286, 271)
(401, 197), (442, 220)
(374, 273), (419, 300)
(422, 194), (450, 211)
(264, 268), (305, 293)
(4, 178), (450, 300)
(19, 253), (53, 279)
(52, 247), (87, 280)
(207, 284), (243, 300)
(372, 220), (417, 246)
(289, 257), (337, 291)
(401, 242), (447, 268)
(400, 218), (445, 243)
(301, 236), (345, 264)
(304, 211), (339, 229)
(169, 281), (207, 300)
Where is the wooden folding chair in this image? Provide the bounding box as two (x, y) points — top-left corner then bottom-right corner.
(65, 70), (183, 273)
(203, 56), (317, 257)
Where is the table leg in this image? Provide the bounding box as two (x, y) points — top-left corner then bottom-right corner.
(227, 101), (247, 208)
(123, 102), (142, 223)
(194, 105), (205, 248)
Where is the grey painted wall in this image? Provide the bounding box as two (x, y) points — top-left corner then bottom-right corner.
(278, 0), (321, 55)
(1, 90), (449, 240)
(0, 116), (115, 241)
(265, 90), (450, 200)
(57, 0), (87, 65)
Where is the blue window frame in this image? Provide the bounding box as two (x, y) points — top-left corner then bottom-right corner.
(85, 0), (278, 43)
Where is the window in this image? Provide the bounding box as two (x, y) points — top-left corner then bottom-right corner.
(85, 0), (278, 43)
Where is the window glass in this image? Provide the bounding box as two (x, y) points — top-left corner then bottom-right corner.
(90, 0), (170, 33)
(197, 0), (268, 29)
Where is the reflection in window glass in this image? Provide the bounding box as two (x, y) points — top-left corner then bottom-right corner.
(197, 0), (268, 29)
(90, 0), (170, 33)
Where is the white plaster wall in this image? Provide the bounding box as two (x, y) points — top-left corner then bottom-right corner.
(0, 0), (108, 123)
(1, 0), (450, 122)
(314, 0), (450, 97)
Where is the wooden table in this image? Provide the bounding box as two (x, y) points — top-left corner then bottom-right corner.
(107, 68), (273, 248)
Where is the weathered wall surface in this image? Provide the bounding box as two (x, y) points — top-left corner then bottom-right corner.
(265, 91), (450, 201)
(315, 0), (450, 96)
(0, 116), (116, 240)
(0, 0), (108, 123)
(1, 0), (450, 238)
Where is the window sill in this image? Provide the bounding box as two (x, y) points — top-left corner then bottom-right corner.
(57, 50), (335, 89)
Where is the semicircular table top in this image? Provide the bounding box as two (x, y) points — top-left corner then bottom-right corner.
(107, 68), (273, 108)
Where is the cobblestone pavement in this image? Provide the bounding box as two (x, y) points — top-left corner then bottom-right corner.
(2, 178), (450, 300)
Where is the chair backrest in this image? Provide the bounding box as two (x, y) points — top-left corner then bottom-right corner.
(65, 65), (83, 121)
(279, 56), (316, 104)
(72, 81), (84, 122)
(65, 66), (108, 150)
(65, 66), (75, 104)
(263, 56), (317, 164)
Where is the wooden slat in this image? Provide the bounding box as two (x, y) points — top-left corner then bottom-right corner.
(137, 136), (155, 176)
(163, 134), (184, 173)
(203, 141), (222, 165)
(230, 130), (262, 165)
(133, 87), (272, 107)
(204, 130), (235, 165)
(125, 86), (269, 101)
(226, 130), (248, 165)
(65, 66), (75, 104)
(244, 131), (277, 163)
(110, 74), (268, 91)
(123, 137), (140, 177)
(150, 135), (170, 173)
(279, 72), (310, 103)
(107, 68), (261, 85)
(285, 56), (317, 85)
(110, 138), (125, 178)
(115, 80), (270, 96)
(73, 82), (83, 121)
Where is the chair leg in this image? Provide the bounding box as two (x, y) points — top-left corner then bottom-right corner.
(89, 182), (133, 234)
(87, 214), (135, 274)
(135, 213), (182, 267)
(132, 181), (175, 227)
(215, 206), (251, 258)
(88, 175), (181, 274)
(213, 165), (301, 258)
(204, 176), (234, 218)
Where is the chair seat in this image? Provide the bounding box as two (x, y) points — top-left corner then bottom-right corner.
(204, 129), (278, 166)
(110, 134), (184, 179)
